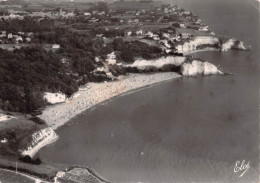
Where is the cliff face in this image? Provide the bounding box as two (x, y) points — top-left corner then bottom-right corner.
(175, 36), (248, 53)
(125, 56), (186, 70)
(19, 127), (58, 158)
(181, 60), (223, 76)
(176, 36), (220, 53)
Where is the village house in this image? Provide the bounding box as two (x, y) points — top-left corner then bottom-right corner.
(136, 30), (143, 36)
(52, 44), (60, 49)
(183, 11), (191, 15)
(145, 31), (153, 37)
(7, 33), (13, 39)
(0, 32), (6, 38)
(84, 12), (91, 17)
(15, 36), (23, 43)
(126, 31), (132, 36)
(153, 34), (160, 40)
(180, 23), (186, 28)
(25, 37), (31, 42)
(106, 52), (117, 65)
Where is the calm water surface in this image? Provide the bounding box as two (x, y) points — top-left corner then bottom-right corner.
(38, 0), (259, 182)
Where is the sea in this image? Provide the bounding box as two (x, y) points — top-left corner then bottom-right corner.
(38, 0), (260, 182)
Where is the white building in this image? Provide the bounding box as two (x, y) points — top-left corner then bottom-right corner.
(52, 44), (60, 49)
(126, 31), (132, 36)
(136, 30), (143, 36)
(106, 52), (117, 65)
(7, 33), (13, 39)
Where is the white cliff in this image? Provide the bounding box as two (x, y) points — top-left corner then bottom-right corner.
(181, 60), (223, 76)
(126, 56), (186, 70)
(19, 127), (58, 158)
(176, 36), (220, 53)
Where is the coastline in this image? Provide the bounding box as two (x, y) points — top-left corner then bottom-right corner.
(38, 72), (181, 130)
(183, 47), (219, 56)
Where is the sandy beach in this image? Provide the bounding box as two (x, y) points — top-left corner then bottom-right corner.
(38, 72), (181, 130)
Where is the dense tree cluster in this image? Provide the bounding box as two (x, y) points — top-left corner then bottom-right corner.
(0, 47), (77, 113)
(110, 38), (163, 62)
(0, 18), (54, 33)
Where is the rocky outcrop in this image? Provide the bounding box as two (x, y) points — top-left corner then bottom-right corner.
(221, 39), (248, 51)
(181, 60), (223, 76)
(19, 127), (58, 158)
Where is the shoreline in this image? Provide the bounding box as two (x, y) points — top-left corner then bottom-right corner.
(38, 72), (181, 130)
(183, 48), (219, 56)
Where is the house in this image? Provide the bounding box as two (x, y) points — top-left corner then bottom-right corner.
(136, 30), (143, 36)
(1, 138), (8, 143)
(25, 37), (31, 42)
(15, 36), (23, 43)
(180, 23), (186, 28)
(84, 12), (91, 17)
(18, 32), (24, 35)
(153, 34), (160, 40)
(7, 33), (13, 39)
(106, 52), (117, 65)
(183, 11), (191, 15)
(126, 31), (132, 36)
(95, 57), (100, 62)
(52, 44), (60, 49)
